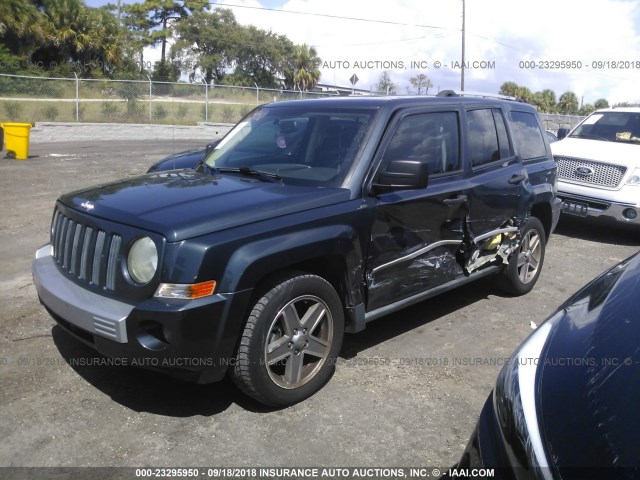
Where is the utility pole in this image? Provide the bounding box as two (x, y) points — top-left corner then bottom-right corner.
(461, 0), (466, 92)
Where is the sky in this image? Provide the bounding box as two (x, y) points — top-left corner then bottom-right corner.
(86, 0), (640, 105)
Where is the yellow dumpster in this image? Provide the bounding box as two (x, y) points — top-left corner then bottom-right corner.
(2, 123), (32, 160)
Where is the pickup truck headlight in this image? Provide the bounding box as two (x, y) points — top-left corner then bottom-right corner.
(493, 311), (562, 479)
(626, 168), (640, 186)
(127, 237), (158, 284)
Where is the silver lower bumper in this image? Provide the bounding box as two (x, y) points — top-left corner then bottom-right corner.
(32, 244), (134, 343)
(558, 193), (640, 226)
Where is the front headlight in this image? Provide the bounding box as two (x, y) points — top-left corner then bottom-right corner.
(626, 167), (640, 186)
(494, 311), (563, 479)
(127, 237), (158, 284)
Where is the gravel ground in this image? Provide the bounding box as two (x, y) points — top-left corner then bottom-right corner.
(0, 135), (638, 473)
(29, 122), (233, 144)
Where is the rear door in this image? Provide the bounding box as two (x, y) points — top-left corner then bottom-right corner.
(365, 107), (467, 312)
(463, 107), (529, 246)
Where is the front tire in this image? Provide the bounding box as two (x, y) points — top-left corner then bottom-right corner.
(231, 273), (344, 407)
(497, 217), (546, 296)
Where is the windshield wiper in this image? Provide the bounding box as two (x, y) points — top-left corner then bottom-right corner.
(216, 166), (282, 182)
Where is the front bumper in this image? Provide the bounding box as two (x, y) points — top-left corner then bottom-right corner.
(33, 245), (134, 342)
(557, 191), (640, 227)
(33, 244), (252, 383)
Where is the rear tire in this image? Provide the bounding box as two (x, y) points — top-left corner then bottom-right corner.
(496, 217), (546, 296)
(231, 273), (344, 407)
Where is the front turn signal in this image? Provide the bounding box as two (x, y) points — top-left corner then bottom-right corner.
(155, 280), (216, 299)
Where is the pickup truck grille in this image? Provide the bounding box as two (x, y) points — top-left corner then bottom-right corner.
(51, 208), (121, 290)
(555, 156), (626, 188)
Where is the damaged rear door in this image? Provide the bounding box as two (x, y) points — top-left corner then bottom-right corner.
(461, 107), (530, 274)
(365, 108), (467, 312)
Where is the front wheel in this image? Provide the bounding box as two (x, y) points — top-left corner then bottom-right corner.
(231, 273), (344, 407)
(496, 217), (546, 296)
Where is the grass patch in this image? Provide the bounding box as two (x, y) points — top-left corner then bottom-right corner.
(0, 100), (254, 125)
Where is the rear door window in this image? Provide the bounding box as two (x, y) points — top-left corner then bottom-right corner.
(467, 109), (503, 167)
(510, 111), (547, 160)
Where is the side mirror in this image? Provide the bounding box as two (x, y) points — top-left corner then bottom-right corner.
(372, 159), (429, 192)
(557, 128), (569, 140)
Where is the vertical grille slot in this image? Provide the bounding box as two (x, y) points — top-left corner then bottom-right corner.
(91, 231), (106, 286)
(63, 220), (76, 270)
(106, 235), (121, 290)
(69, 225), (83, 275)
(80, 227), (94, 281)
(50, 209), (121, 291)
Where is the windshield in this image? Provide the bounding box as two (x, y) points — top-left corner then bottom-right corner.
(204, 105), (377, 187)
(570, 111), (640, 144)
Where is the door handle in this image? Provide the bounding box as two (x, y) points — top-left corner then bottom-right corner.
(509, 174), (527, 184)
(443, 195), (468, 206)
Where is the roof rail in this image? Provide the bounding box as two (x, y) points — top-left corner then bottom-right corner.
(436, 89), (518, 101)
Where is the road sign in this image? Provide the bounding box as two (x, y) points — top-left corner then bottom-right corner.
(349, 74), (359, 86)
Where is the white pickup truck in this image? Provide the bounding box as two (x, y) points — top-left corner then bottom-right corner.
(551, 107), (640, 227)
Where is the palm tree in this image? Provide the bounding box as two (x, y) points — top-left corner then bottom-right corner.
(42, 0), (93, 62)
(292, 44), (320, 91)
(557, 91), (579, 115)
(0, 0), (48, 58)
(499, 81), (519, 97)
(0, 0), (43, 37)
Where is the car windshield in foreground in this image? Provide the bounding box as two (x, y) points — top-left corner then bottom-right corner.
(570, 111), (640, 144)
(204, 105), (377, 187)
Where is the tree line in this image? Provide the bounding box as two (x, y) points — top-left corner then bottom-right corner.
(499, 81), (610, 115)
(0, 0), (321, 90)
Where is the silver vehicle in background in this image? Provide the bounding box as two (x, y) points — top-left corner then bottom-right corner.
(551, 108), (640, 227)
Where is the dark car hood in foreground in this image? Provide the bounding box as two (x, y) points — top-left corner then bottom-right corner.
(60, 170), (350, 242)
(538, 252), (640, 478)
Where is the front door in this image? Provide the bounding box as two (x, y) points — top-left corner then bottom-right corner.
(366, 108), (467, 312)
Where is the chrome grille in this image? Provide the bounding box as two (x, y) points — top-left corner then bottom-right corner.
(555, 156), (626, 188)
(51, 208), (121, 290)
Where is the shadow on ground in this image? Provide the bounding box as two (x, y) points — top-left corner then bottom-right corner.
(51, 276), (498, 417)
(555, 216), (640, 246)
(341, 276), (497, 358)
(51, 326), (274, 416)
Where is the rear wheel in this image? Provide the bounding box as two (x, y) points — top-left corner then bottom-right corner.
(231, 273), (344, 407)
(497, 217), (546, 295)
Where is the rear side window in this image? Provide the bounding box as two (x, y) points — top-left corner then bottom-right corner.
(467, 108), (505, 167)
(511, 111), (547, 160)
(382, 111), (460, 175)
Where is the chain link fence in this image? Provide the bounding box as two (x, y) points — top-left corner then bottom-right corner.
(0, 73), (335, 125)
(540, 113), (585, 134)
(0, 73), (589, 130)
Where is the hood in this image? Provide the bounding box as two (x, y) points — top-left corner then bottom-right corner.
(551, 137), (640, 166)
(536, 253), (640, 477)
(60, 170), (350, 242)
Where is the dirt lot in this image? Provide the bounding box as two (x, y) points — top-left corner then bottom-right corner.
(0, 139), (638, 471)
